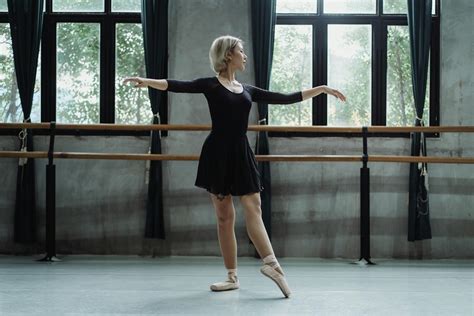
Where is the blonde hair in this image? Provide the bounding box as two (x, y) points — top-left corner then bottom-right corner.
(209, 35), (243, 74)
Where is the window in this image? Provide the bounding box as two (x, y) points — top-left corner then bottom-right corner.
(328, 24), (371, 126)
(35, 0), (146, 130)
(276, 0), (317, 14)
(53, 0), (104, 12)
(0, 23), (41, 123)
(271, 0), (440, 136)
(115, 23), (150, 124)
(324, 0), (376, 14)
(56, 23), (100, 124)
(386, 25), (430, 126)
(270, 25), (313, 126)
(112, 0), (141, 13)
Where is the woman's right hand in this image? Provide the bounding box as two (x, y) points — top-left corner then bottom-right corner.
(123, 77), (148, 88)
(323, 86), (346, 102)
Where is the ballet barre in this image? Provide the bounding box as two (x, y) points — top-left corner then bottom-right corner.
(1, 151), (474, 164)
(2, 122), (474, 133)
(1, 123), (473, 263)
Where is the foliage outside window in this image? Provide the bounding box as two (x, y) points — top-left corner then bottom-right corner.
(112, 0), (141, 12)
(56, 23), (100, 124)
(327, 24), (371, 126)
(270, 25), (312, 126)
(324, 0), (376, 14)
(386, 25), (429, 126)
(53, 0), (104, 12)
(115, 23), (150, 124)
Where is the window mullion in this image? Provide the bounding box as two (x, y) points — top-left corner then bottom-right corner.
(312, 22), (317, 125)
(105, 0), (111, 13)
(41, 15), (56, 122)
(380, 21), (388, 126)
(371, 18), (385, 126)
(100, 17), (115, 123)
(317, 0), (323, 14)
(46, 0), (52, 13)
(314, 20), (327, 125)
(371, 21), (377, 126)
(430, 17), (440, 128)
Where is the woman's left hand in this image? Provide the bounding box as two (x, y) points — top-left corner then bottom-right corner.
(324, 86), (346, 102)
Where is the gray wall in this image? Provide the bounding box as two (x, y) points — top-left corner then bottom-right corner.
(0, 0), (472, 259)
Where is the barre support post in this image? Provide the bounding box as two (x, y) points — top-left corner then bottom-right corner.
(354, 126), (375, 265)
(38, 122), (60, 262)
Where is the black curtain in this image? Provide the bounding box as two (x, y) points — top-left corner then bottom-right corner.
(251, 0), (277, 238)
(407, 0), (432, 241)
(8, 0), (44, 243)
(141, 0), (168, 239)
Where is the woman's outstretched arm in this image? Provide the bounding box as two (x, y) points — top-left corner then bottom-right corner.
(123, 76), (209, 93)
(302, 86), (346, 102)
(123, 77), (168, 90)
(248, 84), (346, 104)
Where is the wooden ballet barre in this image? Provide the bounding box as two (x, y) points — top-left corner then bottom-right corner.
(365, 126), (474, 133)
(1, 123), (474, 133)
(0, 151), (473, 164)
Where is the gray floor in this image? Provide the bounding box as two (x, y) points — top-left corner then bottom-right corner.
(0, 255), (472, 316)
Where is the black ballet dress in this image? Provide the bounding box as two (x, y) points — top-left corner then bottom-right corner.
(166, 76), (302, 198)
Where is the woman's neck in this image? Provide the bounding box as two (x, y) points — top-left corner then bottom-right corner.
(218, 69), (236, 82)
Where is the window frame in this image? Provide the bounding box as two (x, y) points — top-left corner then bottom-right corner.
(270, 0), (440, 138)
(44, 0), (151, 136)
(0, 0), (151, 136)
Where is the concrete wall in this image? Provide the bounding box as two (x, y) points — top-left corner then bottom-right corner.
(0, 0), (472, 258)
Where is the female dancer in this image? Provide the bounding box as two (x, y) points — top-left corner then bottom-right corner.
(124, 35), (346, 298)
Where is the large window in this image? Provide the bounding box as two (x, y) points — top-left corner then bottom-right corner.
(44, 0), (145, 126)
(0, 0), (148, 130)
(271, 0), (440, 136)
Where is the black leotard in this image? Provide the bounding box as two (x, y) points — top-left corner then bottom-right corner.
(167, 76), (302, 197)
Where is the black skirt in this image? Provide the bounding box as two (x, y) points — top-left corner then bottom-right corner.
(194, 133), (264, 197)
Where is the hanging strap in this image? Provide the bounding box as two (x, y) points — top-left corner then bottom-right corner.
(153, 112), (161, 123)
(418, 118), (430, 192)
(255, 117), (267, 155)
(18, 117), (31, 166)
(145, 112), (161, 184)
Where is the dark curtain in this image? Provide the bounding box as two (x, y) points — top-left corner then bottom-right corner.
(251, 0), (277, 238)
(141, 0), (168, 239)
(8, 0), (44, 243)
(407, 0), (432, 241)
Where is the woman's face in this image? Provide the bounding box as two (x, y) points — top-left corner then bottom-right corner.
(229, 43), (247, 72)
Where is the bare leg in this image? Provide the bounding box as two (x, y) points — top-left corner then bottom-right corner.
(239, 192), (284, 275)
(210, 194), (237, 270)
(240, 192), (291, 297)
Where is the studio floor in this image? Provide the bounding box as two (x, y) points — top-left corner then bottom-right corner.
(0, 255), (472, 316)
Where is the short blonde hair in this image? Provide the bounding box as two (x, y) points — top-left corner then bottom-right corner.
(209, 35), (243, 74)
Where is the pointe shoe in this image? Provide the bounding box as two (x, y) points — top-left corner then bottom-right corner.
(260, 264), (291, 298)
(210, 274), (240, 292)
